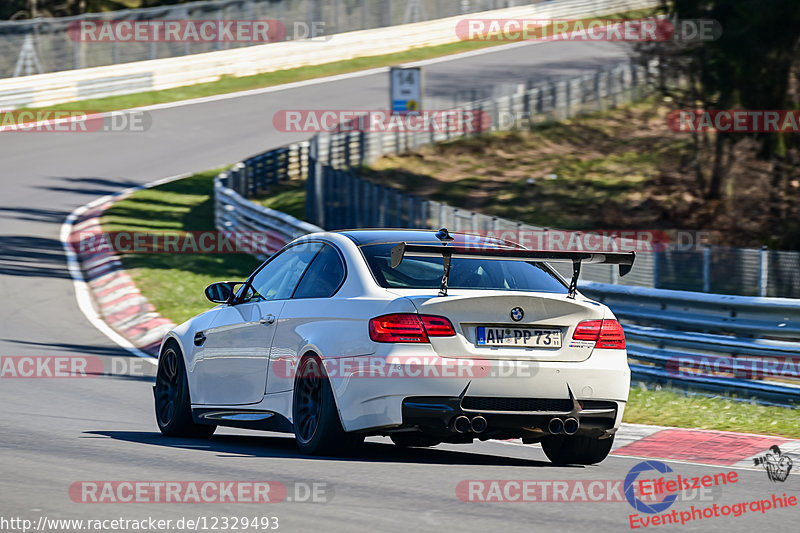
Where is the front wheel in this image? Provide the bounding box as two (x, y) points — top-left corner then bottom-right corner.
(154, 343), (216, 438)
(541, 434), (614, 465)
(292, 356), (363, 455)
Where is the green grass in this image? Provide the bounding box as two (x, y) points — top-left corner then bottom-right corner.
(625, 385), (800, 439)
(101, 170), (260, 324)
(253, 179), (307, 221)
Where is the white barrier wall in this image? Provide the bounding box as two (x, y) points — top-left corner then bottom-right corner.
(0, 0), (657, 109)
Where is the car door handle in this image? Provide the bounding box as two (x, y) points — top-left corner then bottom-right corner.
(259, 314), (276, 325)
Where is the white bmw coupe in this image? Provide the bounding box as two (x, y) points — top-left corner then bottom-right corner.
(154, 229), (634, 465)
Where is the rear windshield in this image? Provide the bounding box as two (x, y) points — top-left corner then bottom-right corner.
(361, 244), (568, 293)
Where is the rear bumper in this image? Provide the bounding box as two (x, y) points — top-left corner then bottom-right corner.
(328, 347), (630, 437)
(398, 396), (621, 441)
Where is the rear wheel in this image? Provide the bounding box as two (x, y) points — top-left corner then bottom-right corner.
(541, 434), (614, 465)
(154, 343), (216, 438)
(390, 434), (441, 448)
(292, 356), (364, 455)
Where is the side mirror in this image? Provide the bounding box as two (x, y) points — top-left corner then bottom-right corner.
(204, 281), (241, 304)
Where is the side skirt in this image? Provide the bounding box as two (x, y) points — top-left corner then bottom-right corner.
(192, 408), (293, 433)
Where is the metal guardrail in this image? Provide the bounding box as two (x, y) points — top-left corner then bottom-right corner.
(2, 0), (539, 78)
(214, 170), (321, 258)
(580, 282), (800, 405)
(225, 142), (309, 199)
(580, 282), (800, 339)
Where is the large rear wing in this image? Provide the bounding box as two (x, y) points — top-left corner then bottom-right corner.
(389, 242), (635, 298)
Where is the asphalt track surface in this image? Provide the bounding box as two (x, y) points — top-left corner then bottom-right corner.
(0, 41), (796, 532)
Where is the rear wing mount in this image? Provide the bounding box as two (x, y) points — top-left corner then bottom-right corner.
(389, 242), (635, 298)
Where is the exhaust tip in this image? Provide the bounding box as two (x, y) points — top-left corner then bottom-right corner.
(547, 417), (564, 434)
(563, 417), (579, 435)
(470, 416), (487, 433)
(452, 416), (471, 434)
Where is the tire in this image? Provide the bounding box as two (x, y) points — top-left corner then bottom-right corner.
(292, 355), (364, 455)
(154, 342), (216, 438)
(541, 434), (614, 465)
(390, 434), (441, 448)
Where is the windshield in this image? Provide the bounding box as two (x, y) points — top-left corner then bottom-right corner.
(361, 243), (568, 293)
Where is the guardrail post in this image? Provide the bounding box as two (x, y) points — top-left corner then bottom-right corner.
(345, 171), (354, 228)
(703, 245), (711, 293)
(371, 183), (379, 226)
(381, 187), (389, 227)
(653, 249), (660, 289)
(555, 80), (568, 121)
(759, 246), (769, 297)
(362, 178), (370, 227)
(396, 193), (404, 227)
(332, 169), (341, 229)
(354, 175), (363, 227)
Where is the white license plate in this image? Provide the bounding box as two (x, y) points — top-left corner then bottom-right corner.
(476, 326), (562, 348)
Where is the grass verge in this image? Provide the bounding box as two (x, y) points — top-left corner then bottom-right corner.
(101, 170), (260, 323)
(625, 385), (799, 439)
(253, 179), (307, 220)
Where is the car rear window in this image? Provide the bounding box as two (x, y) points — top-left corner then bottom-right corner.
(361, 243), (568, 293)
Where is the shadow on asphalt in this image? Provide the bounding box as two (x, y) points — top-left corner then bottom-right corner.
(0, 339), (157, 382)
(2, 338), (134, 356)
(0, 235), (72, 279)
(35, 176), (142, 198)
(85, 430), (557, 467)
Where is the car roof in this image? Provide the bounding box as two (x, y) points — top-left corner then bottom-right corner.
(336, 229), (518, 248)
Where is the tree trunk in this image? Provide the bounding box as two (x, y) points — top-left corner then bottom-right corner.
(769, 154), (786, 222)
(706, 133), (727, 200)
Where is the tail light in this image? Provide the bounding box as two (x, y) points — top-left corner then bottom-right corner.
(572, 319), (626, 349)
(420, 315), (456, 337)
(369, 313), (455, 343)
(572, 320), (602, 341)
